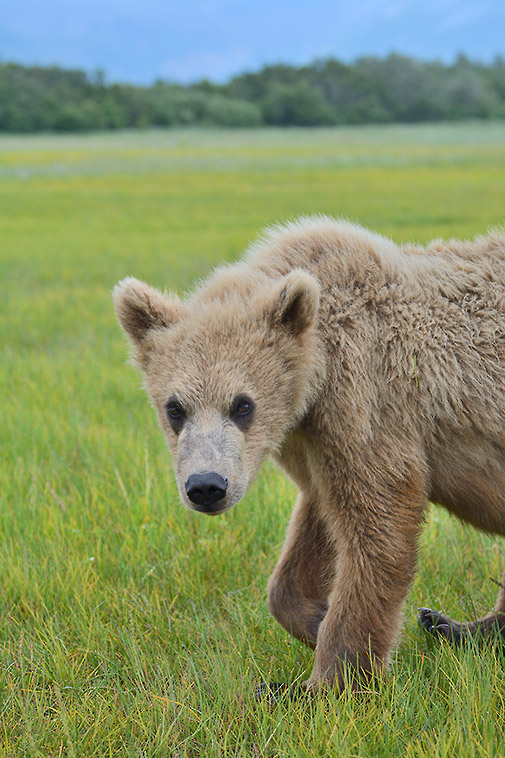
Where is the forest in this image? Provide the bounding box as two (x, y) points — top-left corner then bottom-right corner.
(1, 53), (505, 132)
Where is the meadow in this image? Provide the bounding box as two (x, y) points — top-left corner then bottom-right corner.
(1, 122), (505, 756)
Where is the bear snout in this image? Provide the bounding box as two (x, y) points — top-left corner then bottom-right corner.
(185, 472), (228, 513)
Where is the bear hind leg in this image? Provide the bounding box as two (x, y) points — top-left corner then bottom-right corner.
(419, 570), (505, 644)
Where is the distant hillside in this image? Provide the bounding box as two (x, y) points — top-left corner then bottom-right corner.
(1, 54), (505, 132)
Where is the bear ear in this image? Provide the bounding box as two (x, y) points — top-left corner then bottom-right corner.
(267, 270), (320, 336)
(113, 277), (186, 346)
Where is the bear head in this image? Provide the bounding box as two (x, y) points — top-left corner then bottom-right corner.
(113, 270), (321, 515)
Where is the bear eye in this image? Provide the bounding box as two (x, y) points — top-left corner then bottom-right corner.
(166, 397), (186, 432)
(231, 394), (255, 430)
(237, 399), (252, 416)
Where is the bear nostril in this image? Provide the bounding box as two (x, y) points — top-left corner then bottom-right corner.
(185, 473), (228, 508)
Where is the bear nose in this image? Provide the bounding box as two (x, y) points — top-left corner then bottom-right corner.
(185, 472), (228, 509)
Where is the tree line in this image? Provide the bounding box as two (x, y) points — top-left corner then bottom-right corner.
(1, 53), (505, 132)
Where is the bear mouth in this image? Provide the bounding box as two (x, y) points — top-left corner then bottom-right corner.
(191, 501), (230, 516)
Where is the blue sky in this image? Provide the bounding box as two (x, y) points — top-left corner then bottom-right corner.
(2, 0), (505, 84)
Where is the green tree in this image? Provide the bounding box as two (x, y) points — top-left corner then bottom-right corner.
(262, 82), (336, 126)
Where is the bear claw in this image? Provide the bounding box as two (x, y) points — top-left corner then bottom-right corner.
(418, 607), (460, 643)
(418, 606), (444, 632)
(418, 607), (440, 628)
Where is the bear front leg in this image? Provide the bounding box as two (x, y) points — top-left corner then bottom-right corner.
(267, 494), (335, 647)
(304, 485), (426, 693)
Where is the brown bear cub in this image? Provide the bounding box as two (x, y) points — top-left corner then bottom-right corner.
(114, 216), (505, 694)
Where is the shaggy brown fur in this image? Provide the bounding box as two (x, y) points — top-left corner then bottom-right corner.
(113, 216), (505, 693)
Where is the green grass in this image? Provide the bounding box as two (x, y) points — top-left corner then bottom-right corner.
(1, 122), (505, 756)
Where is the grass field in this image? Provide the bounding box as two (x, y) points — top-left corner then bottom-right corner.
(1, 122), (505, 757)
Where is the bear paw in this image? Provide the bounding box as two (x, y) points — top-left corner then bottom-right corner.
(418, 607), (461, 644)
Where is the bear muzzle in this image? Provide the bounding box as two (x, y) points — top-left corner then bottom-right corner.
(184, 472), (229, 514)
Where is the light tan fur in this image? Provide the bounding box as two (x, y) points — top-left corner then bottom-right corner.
(113, 216), (505, 693)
